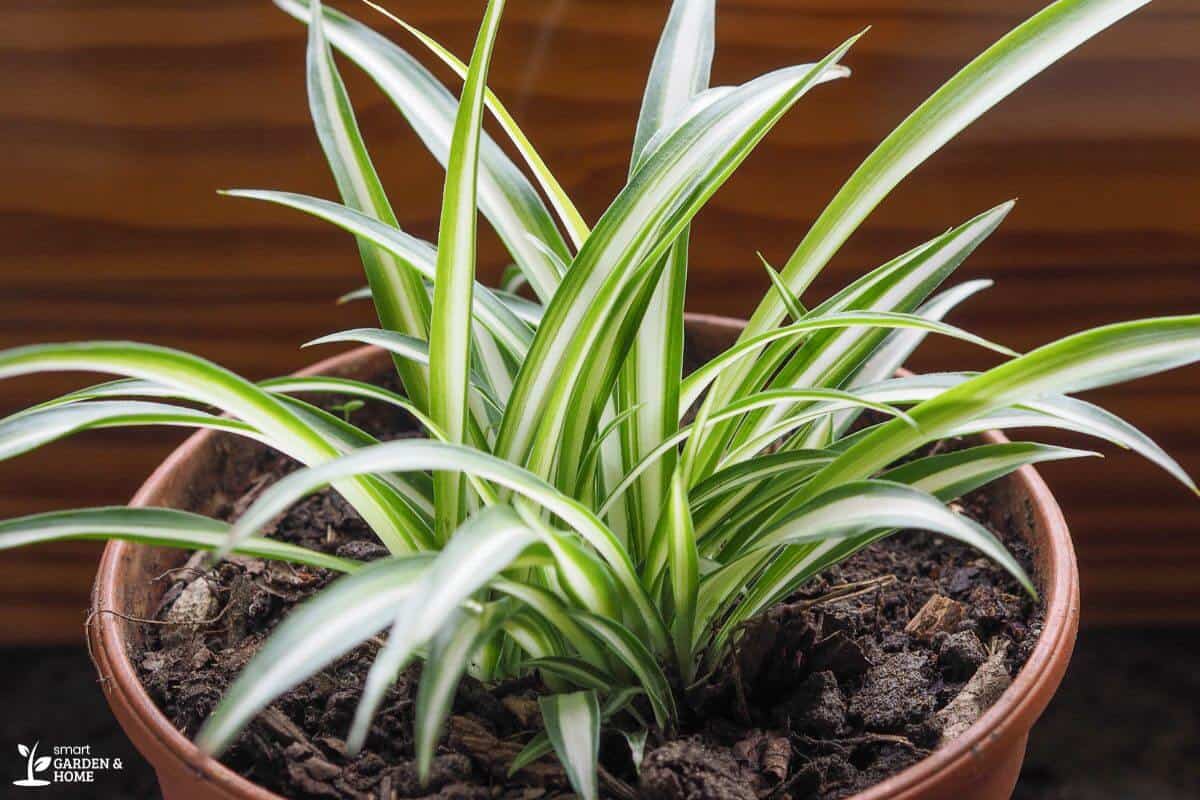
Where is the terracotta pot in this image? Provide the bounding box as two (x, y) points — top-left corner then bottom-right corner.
(88, 313), (1079, 800)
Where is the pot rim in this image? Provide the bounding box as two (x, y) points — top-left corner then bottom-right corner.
(89, 312), (1079, 799)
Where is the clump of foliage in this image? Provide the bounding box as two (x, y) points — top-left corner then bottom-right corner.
(0, 0), (1193, 796)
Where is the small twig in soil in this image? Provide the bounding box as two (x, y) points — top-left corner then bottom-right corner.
(873, 579), (886, 635)
(598, 764), (638, 800)
(803, 575), (897, 611)
(838, 733), (921, 750)
(253, 581), (305, 601)
(258, 706), (318, 752)
(85, 606), (228, 628)
(152, 565), (210, 583)
(786, 576), (897, 616)
(791, 731), (925, 757)
(730, 651), (753, 725)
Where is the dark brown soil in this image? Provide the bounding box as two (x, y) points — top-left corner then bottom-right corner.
(12, 629), (1195, 799)
(135, 391), (1042, 800)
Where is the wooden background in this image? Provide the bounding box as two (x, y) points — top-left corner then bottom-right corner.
(1, 0), (1197, 643)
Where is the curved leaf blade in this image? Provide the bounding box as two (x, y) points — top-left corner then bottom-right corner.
(0, 507), (360, 573)
(0, 341), (415, 551)
(0, 401), (263, 462)
(805, 316), (1200, 501)
(276, 0), (570, 302)
(347, 503), (536, 751)
(880, 442), (1099, 501)
(360, 0), (589, 247)
(414, 606), (509, 781)
(305, 0), (431, 409)
(227, 190), (532, 359)
(224, 438), (670, 653)
(495, 43), (857, 484)
(616, 0), (716, 551)
(570, 611), (675, 727)
(429, 0), (506, 540)
(742, 0), (1153, 340)
(197, 554), (434, 754)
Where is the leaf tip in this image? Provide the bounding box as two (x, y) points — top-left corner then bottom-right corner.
(344, 717), (369, 757)
(1022, 579), (1039, 602)
(193, 720), (224, 758)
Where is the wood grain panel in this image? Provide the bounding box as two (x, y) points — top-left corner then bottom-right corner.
(0, 0), (1197, 642)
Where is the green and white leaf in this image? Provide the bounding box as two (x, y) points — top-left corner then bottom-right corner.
(539, 691), (601, 800)
(570, 612), (675, 727)
(804, 316), (1200, 502)
(225, 438), (669, 651)
(733, 0), (1153, 381)
(0, 341), (415, 552)
(509, 689), (641, 776)
(880, 442), (1099, 501)
(495, 42), (858, 486)
(347, 503), (536, 752)
(0, 401), (264, 462)
(616, 0), (715, 554)
(360, 0), (590, 247)
(428, 0), (506, 540)
(414, 605), (510, 780)
(305, 0), (431, 410)
(276, 0), (570, 303)
(197, 554), (434, 754)
(227, 190), (532, 360)
(0, 507), (360, 574)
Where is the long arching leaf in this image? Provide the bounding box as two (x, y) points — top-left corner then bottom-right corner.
(0, 341), (415, 551)
(494, 44), (857, 487)
(0, 507), (360, 574)
(276, 0), (570, 302)
(305, 0), (431, 409)
(360, 0), (589, 247)
(805, 316), (1200, 502)
(197, 554), (434, 754)
(0, 401), (264, 462)
(347, 503), (537, 752)
(428, 0), (506, 541)
(616, 0), (716, 555)
(414, 605), (510, 781)
(223, 438), (669, 653)
(735, 0), (1152, 376)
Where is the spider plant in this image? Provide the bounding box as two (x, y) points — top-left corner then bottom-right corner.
(0, 0), (1194, 796)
